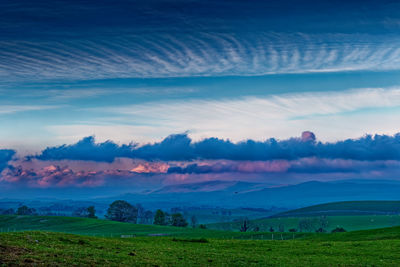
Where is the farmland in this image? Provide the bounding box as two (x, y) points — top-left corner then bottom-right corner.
(1, 227), (400, 266)
(271, 201), (400, 217)
(209, 201), (400, 232)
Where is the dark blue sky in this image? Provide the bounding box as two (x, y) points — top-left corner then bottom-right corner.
(1, 0), (400, 151)
(1, 1), (400, 193)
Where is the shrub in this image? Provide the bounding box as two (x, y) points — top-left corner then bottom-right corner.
(331, 227), (347, 233)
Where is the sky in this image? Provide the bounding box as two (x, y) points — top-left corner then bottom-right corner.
(1, 0), (400, 196)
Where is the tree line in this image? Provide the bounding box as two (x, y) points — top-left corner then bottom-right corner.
(0, 200), (198, 228)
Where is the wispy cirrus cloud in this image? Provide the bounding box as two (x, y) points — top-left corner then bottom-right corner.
(0, 105), (60, 115)
(1, 33), (400, 81)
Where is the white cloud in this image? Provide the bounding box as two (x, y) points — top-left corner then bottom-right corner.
(0, 105), (59, 115)
(49, 87), (400, 144)
(1, 33), (400, 81)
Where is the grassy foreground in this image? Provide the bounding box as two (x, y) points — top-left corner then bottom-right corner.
(2, 215), (400, 266)
(1, 229), (400, 266)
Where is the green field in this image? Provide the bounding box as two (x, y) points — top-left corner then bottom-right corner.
(209, 214), (400, 232)
(2, 228), (400, 266)
(208, 201), (400, 232)
(0, 215), (309, 240)
(272, 200), (400, 217)
(180, 207), (276, 224)
(2, 215), (400, 265)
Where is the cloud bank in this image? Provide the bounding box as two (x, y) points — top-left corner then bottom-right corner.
(35, 132), (400, 162)
(0, 149), (15, 171)
(2, 131), (400, 188)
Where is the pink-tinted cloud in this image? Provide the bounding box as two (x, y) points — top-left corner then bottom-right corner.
(3, 156), (400, 188)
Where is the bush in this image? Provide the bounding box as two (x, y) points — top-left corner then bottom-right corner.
(331, 227), (347, 233)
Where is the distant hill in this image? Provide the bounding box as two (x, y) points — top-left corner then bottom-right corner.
(229, 180), (400, 208)
(151, 180), (262, 194)
(4, 179), (400, 211)
(208, 200), (400, 232)
(91, 179), (400, 210)
(271, 201), (400, 218)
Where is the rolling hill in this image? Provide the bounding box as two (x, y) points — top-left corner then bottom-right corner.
(208, 201), (400, 232)
(99, 179), (400, 209)
(270, 200), (400, 217)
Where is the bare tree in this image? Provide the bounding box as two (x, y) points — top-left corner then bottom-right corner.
(240, 218), (250, 232)
(190, 215), (197, 228)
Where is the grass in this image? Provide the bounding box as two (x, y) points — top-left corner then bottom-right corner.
(271, 200), (400, 217)
(2, 215), (400, 265)
(1, 229), (400, 266)
(0, 215), (310, 240)
(209, 214), (400, 232)
(208, 201), (400, 232)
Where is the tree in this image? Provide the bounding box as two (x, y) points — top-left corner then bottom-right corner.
(278, 223), (285, 232)
(199, 224), (207, 229)
(136, 204), (145, 223)
(165, 212), (172, 225)
(87, 206), (97, 219)
(73, 207), (89, 217)
(171, 213), (188, 227)
(106, 200), (138, 223)
(73, 206), (97, 219)
(190, 215), (197, 228)
(143, 210), (154, 224)
(240, 218), (250, 232)
(153, 209), (166, 225)
(298, 218), (314, 232)
(319, 216), (329, 229)
(2, 208), (15, 215)
(17, 205), (36, 216)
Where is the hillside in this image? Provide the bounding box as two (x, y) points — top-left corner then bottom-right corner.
(99, 180), (400, 209)
(2, 227), (400, 266)
(271, 200), (400, 217)
(0, 215), (201, 237)
(0, 215), (308, 240)
(208, 213), (400, 232)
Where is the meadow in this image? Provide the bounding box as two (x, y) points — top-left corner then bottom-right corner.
(0, 215), (308, 240)
(2, 201), (400, 266)
(209, 201), (400, 232)
(2, 227), (400, 266)
(271, 201), (400, 217)
(209, 214), (400, 232)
